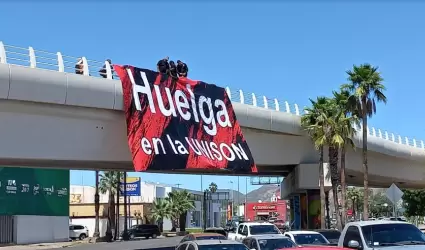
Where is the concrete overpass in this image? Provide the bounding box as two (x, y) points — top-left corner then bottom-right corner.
(0, 41), (425, 188)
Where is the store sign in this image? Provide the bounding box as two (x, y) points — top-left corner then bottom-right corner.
(253, 205), (276, 210)
(120, 177), (141, 196)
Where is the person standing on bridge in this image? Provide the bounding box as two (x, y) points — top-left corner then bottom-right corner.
(99, 59), (114, 79)
(176, 60), (189, 77)
(75, 58), (84, 75)
(157, 57), (170, 74)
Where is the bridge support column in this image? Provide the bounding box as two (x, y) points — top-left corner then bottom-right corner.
(281, 163), (332, 230)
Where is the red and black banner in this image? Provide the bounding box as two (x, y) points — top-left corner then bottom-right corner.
(114, 65), (257, 173)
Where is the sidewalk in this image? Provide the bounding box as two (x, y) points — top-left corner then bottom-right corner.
(0, 241), (84, 250)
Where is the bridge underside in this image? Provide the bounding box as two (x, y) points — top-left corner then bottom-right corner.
(0, 158), (295, 177)
(1, 99), (425, 188)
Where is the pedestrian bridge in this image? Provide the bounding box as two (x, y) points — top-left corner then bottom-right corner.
(0, 42), (425, 188)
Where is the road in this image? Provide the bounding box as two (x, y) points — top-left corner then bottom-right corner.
(52, 237), (183, 250)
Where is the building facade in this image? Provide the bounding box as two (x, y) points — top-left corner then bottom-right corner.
(69, 180), (232, 233)
(0, 167), (69, 244)
(244, 190), (287, 222)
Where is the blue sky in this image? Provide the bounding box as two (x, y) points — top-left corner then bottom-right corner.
(2, 1), (425, 193)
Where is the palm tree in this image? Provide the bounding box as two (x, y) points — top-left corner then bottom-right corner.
(93, 171), (100, 238)
(209, 182), (218, 193)
(207, 182), (218, 227)
(150, 198), (171, 232)
(342, 64), (387, 220)
(166, 190), (195, 231)
(301, 97), (330, 229)
(332, 90), (358, 227)
(99, 171), (119, 241)
(347, 187), (364, 220)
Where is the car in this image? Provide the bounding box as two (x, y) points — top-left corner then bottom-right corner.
(242, 234), (297, 250)
(314, 229), (341, 245)
(228, 221), (282, 242)
(283, 231), (330, 246)
(176, 239), (249, 250)
(179, 233), (227, 244)
(125, 224), (160, 239)
(69, 224), (89, 240)
(204, 227), (227, 237)
(338, 220), (425, 249)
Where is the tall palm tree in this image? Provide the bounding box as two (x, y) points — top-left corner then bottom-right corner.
(209, 182), (218, 193)
(93, 171), (100, 238)
(150, 198), (171, 232)
(99, 171), (119, 241)
(332, 90), (357, 227)
(342, 64), (387, 220)
(301, 97), (330, 229)
(208, 182), (217, 227)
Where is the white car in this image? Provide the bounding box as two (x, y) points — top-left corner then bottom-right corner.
(283, 231), (329, 245)
(228, 222), (282, 242)
(69, 224), (89, 240)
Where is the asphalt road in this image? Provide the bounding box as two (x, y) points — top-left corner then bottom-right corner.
(53, 237), (184, 250)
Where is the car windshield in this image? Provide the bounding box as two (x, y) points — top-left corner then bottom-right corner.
(257, 238), (297, 250)
(250, 225), (281, 235)
(318, 231), (341, 240)
(197, 235), (227, 240)
(198, 244), (248, 250)
(293, 234), (328, 245)
(361, 223), (425, 247)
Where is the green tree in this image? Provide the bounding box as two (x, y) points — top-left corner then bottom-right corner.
(166, 190), (195, 232)
(99, 171), (119, 241)
(209, 182), (218, 193)
(347, 187), (363, 219)
(343, 64), (387, 220)
(402, 189), (425, 217)
(332, 90), (358, 227)
(301, 97), (330, 229)
(150, 198), (171, 232)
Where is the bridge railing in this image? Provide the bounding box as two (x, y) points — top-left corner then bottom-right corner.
(0, 41), (422, 150)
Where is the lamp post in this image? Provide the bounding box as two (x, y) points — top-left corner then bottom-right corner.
(229, 181), (234, 216)
(245, 177), (248, 220)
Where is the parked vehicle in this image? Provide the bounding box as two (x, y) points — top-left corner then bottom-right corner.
(205, 227), (227, 237)
(274, 219), (286, 230)
(125, 224), (160, 239)
(228, 222), (282, 242)
(242, 234), (297, 250)
(69, 224), (89, 240)
(314, 229), (341, 245)
(283, 231), (329, 246)
(179, 233), (227, 244)
(176, 239), (249, 250)
(337, 220), (425, 249)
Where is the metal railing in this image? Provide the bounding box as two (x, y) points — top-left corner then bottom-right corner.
(0, 41), (423, 150)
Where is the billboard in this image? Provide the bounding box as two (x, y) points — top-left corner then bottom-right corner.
(119, 177), (141, 196)
(114, 65), (256, 173)
(0, 167), (69, 216)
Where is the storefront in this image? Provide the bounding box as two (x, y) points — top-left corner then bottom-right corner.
(245, 201), (286, 222)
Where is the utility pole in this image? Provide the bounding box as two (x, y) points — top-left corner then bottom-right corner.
(201, 175), (203, 228)
(229, 181), (234, 216)
(245, 177), (248, 220)
(122, 172), (129, 240)
(176, 183), (182, 188)
(238, 176), (240, 216)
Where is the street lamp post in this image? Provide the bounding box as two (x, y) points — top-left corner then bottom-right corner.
(229, 181), (234, 216)
(245, 177), (248, 220)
